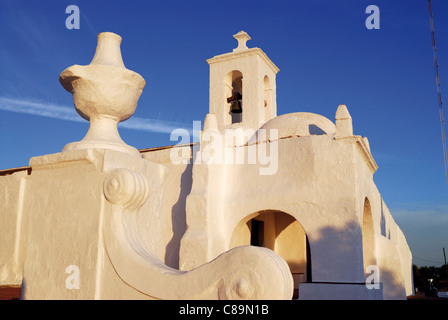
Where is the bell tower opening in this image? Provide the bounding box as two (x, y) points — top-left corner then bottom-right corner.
(206, 31), (279, 132)
(225, 71), (243, 124)
(264, 75), (272, 122)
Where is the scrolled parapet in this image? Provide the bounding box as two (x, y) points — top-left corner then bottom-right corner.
(103, 168), (149, 210)
(215, 246), (294, 300)
(103, 189), (294, 299)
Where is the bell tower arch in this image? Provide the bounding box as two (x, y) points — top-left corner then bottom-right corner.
(206, 31), (279, 133)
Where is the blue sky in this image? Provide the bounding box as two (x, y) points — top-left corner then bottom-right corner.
(0, 0), (447, 267)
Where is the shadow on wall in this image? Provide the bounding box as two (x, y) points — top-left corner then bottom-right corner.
(379, 268), (408, 300)
(164, 162), (193, 269)
(309, 220), (363, 283)
(308, 220), (408, 300)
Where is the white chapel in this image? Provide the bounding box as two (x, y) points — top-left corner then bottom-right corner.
(0, 31), (413, 300)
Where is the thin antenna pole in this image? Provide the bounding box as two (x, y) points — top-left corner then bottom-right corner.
(428, 0), (448, 195)
(443, 247), (447, 274)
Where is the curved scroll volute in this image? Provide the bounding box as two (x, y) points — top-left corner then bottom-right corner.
(103, 168), (294, 300)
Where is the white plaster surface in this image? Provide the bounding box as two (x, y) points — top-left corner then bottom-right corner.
(0, 31), (413, 300)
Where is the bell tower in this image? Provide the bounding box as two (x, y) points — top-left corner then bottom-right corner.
(206, 31), (279, 132)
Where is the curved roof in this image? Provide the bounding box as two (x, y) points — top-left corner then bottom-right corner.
(248, 112), (335, 144)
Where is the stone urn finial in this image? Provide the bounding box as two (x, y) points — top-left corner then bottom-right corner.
(59, 32), (145, 157)
(90, 32), (125, 68)
(233, 31), (251, 52)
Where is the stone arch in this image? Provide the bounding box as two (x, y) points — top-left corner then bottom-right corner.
(229, 210), (311, 298)
(362, 198), (377, 276)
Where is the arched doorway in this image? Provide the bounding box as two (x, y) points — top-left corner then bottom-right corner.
(230, 210), (311, 298)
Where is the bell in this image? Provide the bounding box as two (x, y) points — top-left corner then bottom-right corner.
(231, 99), (242, 114)
(227, 91), (243, 114)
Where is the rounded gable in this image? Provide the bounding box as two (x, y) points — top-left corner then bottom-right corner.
(249, 112), (335, 143)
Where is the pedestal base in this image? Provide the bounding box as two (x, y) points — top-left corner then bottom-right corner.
(63, 140), (142, 158)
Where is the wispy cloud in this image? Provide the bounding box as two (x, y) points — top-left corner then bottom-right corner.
(393, 205), (448, 227)
(372, 151), (415, 164)
(0, 96), (190, 134)
(81, 11), (99, 38)
(391, 204), (448, 266)
(120, 116), (189, 134)
(5, 5), (52, 58)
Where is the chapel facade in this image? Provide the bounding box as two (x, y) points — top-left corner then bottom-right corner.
(0, 31), (413, 300)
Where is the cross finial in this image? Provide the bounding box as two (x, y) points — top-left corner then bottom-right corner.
(233, 31), (251, 52)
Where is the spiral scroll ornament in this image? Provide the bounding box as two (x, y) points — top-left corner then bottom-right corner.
(103, 169), (149, 210)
